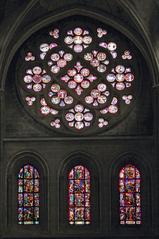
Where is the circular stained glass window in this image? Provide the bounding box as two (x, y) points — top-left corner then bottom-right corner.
(16, 17), (142, 135)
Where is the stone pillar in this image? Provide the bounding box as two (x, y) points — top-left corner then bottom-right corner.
(0, 89), (5, 237)
(152, 86), (159, 236)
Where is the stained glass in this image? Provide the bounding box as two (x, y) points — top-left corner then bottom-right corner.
(61, 62), (97, 96)
(17, 18), (141, 134)
(18, 165), (40, 225)
(65, 105), (93, 130)
(119, 164), (141, 225)
(85, 83), (109, 106)
(84, 51), (109, 72)
(64, 28), (92, 52)
(68, 166), (91, 225)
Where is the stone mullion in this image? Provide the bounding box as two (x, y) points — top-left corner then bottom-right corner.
(152, 87), (159, 235)
(0, 89), (5, 235)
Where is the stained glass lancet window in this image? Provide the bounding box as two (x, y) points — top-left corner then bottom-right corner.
(18, 164), (40, 224)
(16, 16), (142, 135)
(119, 164), (141, 225)
(68, 165), (90, 225)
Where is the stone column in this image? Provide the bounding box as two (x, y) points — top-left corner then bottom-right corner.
(0, 89), (5, 236)
(152, 86), (159, 236)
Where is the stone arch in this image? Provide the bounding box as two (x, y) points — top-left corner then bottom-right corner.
(111, 152), (152, 233)
(59, 151), (100, 233)
(7, 151), (49, 234)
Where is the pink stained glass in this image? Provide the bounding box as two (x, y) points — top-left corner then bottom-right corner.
(20, 22), (138, 134)
(65, 104), (93, 130)
(106, 66), (135, 90)
(48, 83), (73, 107)
(17, 164), (40, 225)
(119, 164), (141, 225)
(68, 165), (91, 225)
(84, 51), (109, 72)
(61, 62), (97, 96)
(64, 27), (92, 53)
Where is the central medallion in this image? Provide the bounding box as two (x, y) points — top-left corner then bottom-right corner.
(61, 62), (97, 95)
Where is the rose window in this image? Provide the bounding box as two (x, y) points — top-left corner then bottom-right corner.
(16, 17), (141, 135)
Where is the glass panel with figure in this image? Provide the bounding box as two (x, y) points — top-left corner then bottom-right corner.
(18, 164), (40, 224)
(68, 165), (91, 225)
(119, 164), (141, 225)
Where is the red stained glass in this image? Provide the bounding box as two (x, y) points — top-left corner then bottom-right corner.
(119, 164), (141, 225)
(68, 165), (91, 225)
(17, 164), (40, 225)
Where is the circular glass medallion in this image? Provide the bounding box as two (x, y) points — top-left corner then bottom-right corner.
(51, 65), (60, 74)
(85, 96), (94, 104)
(33, 66), (42, 75)
(74, 27), (83, 35)
(68, 69), (76, 77)
(91, 89), (100, 98)
(65, 113), (74, 121)
(107, 42), (117, 51)
(81, 68), (90, 77)
(64, 36), (73, 44)
(116, 82), (125, 90)
(106, 74), (116, 82)
(91, 59), (99, 67)
(83, 36), (92, 44)
(68, 80), (77, 89)
(125, 73), (134, 82)
(51, 97), (60, 104)
(24, 75), (33, 83)
(97, 95), (107, 104)
(42, 75), (51, 83)
(74, 36), (83, 44)
(109, 105), (118, 113)
(97, 83), (107, 92)
(97, 52), (106, 61)
(75, 121), (84, 129)
(75, 104), (84, 112)
(51, 84), (60, 92)
(33, 83), (42, 92)
(115, 65), (125, 73)
(74, 44), (83, 53)
(64, 96), (73, 104)
(81, 80), (90, 88)
(57, 59), (67, 67)
(74, 74), (83, 83)
(84, 112), (93, 121)
(84, 53), (93, 61)
(40, 43), (49, 52)
(97, 64), (106, 72)
(116, 74), (125, 82)
(64, 53), (73, 61)
(75, 112), (84, 121)
(51, 53), (60, 61)
(58, 90), (67, 99)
